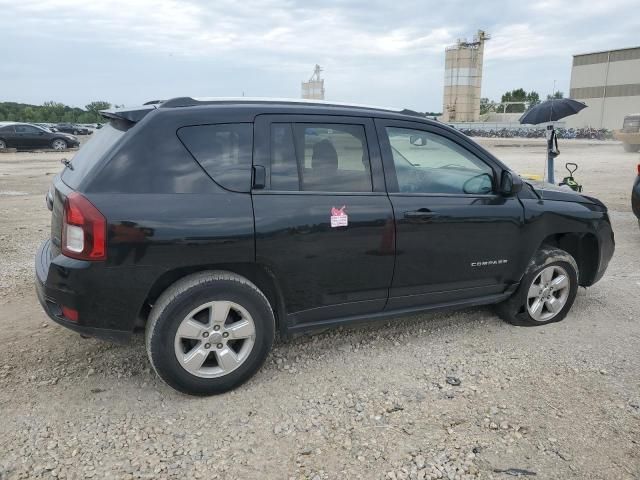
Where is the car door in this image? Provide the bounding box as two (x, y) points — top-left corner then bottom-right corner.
(253, 114), (395, 329)
(14, 124), (47, 148)
(375, 119), (525, 309)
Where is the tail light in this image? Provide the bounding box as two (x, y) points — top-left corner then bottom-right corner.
(62, 193), (107, 260)
(61, 306), (79, 322)
(637, 163), (640, 176)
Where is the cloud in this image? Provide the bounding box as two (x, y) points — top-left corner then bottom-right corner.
(1, 0), (638, 110)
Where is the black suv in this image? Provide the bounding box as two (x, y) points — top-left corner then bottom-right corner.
(35, 98), (615, 395)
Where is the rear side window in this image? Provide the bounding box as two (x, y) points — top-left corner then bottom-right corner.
(178, 124), (253, 192)
(270, 123), (372, 192)
(62, 122), (127, 189)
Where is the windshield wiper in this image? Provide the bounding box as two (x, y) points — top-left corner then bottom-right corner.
(61, 158), (74, 170)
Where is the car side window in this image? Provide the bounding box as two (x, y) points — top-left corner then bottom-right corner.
(270, 123), (372, 192)
(15, 125), (39, 134)
(385, 127), (494, 195)
(178, 123), (253, 192)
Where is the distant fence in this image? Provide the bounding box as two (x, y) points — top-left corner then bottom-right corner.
(447, 121), (567, 131)
(451, 124), (614, 140)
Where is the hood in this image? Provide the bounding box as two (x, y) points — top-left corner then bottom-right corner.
(526, 180), (605, 207)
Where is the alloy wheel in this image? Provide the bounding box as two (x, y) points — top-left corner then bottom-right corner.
(52, 139), (66, 150)
(174, 301), (256, 378)
(526, 265), (571, 322)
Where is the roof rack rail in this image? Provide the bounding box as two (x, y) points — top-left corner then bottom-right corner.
(158, 96), (427, 118)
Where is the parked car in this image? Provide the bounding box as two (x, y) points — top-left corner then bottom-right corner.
(0, 122), (79, 150)
(613, 113), (640, 152)
(633, 163), (640, 228)
(35, 98), (615, 395)
(55, 123), (92, 135)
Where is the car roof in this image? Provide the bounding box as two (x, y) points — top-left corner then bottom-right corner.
(159, 96), (428, 118)
(102, 96), (438, 126)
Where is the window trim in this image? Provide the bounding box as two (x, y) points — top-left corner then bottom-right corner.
(374, 118), (502, 195)
(253, 114), (386, 194)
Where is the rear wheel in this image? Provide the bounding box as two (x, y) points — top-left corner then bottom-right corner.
(145, 271), (275, 395)
(623, 143), (640, 152)
(495, 247), (578, 326)
(51, 139), (67, 150)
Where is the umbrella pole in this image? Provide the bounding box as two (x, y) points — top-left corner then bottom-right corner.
(546, 125), (555, 184)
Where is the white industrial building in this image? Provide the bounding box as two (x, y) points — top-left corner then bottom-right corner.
(567, 46), (640, 129)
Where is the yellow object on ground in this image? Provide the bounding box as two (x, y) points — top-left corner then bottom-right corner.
(521, 173), (543, 181)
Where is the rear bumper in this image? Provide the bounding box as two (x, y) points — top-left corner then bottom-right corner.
(35, 239), (131, 343)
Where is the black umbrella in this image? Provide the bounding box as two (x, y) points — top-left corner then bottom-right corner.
(519, 98), (587, 125)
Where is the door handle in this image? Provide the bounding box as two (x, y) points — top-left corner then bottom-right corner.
(404, 210), (438, 220)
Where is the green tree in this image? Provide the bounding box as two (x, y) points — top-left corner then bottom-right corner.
(500, 89), (541, 113)
(480, 97), (497, 115)
(526, 91), (541, 107)
(85, 101), (111, 121)
(547, 91), (564, 100)
(0, 100), (117, 123)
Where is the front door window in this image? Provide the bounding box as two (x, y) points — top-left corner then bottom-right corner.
(386, 127), (494, 195)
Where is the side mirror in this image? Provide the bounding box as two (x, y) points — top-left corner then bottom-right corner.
(500, 170), (523, 196)
(409, 134), (428, 146)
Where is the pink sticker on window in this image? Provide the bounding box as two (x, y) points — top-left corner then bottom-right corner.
(330, 206), (348, 228)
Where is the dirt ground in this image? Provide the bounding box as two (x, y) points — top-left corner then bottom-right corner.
(0, 137), (638, 480)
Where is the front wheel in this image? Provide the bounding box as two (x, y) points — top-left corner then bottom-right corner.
(495, 247), (578, 326)
(51, 139), (67, 150)
(145, 271), (275, 395)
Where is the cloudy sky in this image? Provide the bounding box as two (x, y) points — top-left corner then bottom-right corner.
(2, 0), (638, 112)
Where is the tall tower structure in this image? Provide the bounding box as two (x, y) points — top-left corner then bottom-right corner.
(442, 30), (489, 122)
(302, 65), (325, 100)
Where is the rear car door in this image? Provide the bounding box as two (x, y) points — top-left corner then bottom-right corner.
(375, 119), (525, 309)
(0, 126), (18, 147)
(253, 115), (395, 329)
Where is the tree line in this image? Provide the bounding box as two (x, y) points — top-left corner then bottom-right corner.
(481, 89), (564, 114)
(0, 101), (117, 124)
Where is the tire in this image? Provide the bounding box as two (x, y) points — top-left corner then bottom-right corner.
(0, 139), (6, 149)
(623, 143), (640, 152)
(73, 130), (79, 135)
(495, 246), (578, 327)
(145, 271), (275, 395)
(51, 139), (67, 150)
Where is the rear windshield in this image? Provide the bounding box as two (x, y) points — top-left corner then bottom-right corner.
(61, 122), (128, 189)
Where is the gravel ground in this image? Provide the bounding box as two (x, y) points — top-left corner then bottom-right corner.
(0, 137), (639, 479)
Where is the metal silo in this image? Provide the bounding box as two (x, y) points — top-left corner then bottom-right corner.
(442, 30), (489, 122)
(302, 65), (325, 100)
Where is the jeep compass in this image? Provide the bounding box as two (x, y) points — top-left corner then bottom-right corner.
(35, 98), (615, 395)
